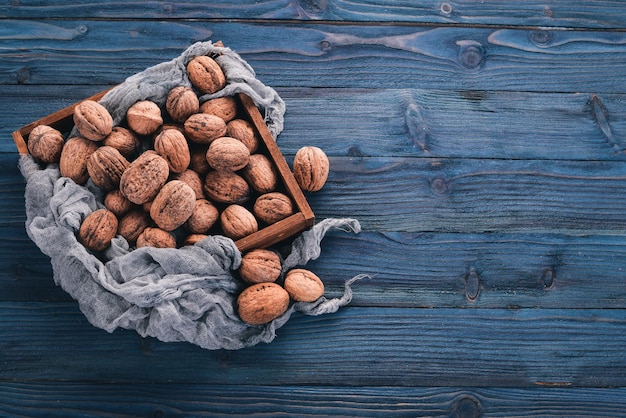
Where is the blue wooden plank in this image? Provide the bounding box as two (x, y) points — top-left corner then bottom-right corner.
(2, 21), (626, 93)
(1, 303), (625, 386)
(1, 383), (625, 417)
(1, 1), (626, 29)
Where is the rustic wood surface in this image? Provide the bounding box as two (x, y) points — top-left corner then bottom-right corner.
(1, 1), (626, 416)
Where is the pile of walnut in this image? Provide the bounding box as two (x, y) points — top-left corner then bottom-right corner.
(26, 54), (331, 325)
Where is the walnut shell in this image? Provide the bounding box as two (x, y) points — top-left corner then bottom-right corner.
(103, 127), (140, 158)
(187, 55), (226, 95)
(86, 146), (130, 191)
(185, 199), (219, 234)
(293, 146), (329, 192)
(200, 96), (238, 123)
(241, 154), (278, 194)
(149, 180), (196, 231)
(183, 113), (227, 144)
(182, 233), (209, 246)
(126, 100), (163, 136)
(283, 268), (325, 302)
(78, 208), (118, 252)
(28, 125), (65, 164)
(73, 100), (113, 141)
(136, 227), (177, 249)
(206, 136), (250, 171)
(154, 128), (190, 174)
(253, 192), (294, 225)
(226, 119), (259, 153)
(171, 169), (204, 199)
(59, 136), (99, 184)
(120, 151), (170, 205)
(118, 209), (151, 244)
(189, 145), (212, 175)
(237, 282), (290, 325)
(104, 189), (135, 217)
(239, 249), (282, 284)
(166, 86), (200, 123)
(220, 204), (258, 240)
(203, 171), (251, 205)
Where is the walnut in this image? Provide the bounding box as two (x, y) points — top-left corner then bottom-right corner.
(104, 189), (135, 217)
(120, 151), (170, 205)
(103, 126), (140, 158)
(226, 119), (259, 153)
(200, 96), (238, 123)
(185, 199), (219, 234)
(293, 146), (329, 192)
(203, 171), (250, 205)
(183, 113), (227, 144)
(171, 169), (204, 199)
(239, 249), (282, 284)
(187, 55), (226, 94)
(241, 154), (278, 194)
(28, 125), (65, 164)
(181, 233), (209, 246)
(117, 209), (151, 244)
(78, 208), (118, 252)
(166, 86), (200, 123)
(220, 204), (258, 240)
(149, 180), (196, 231)
(283, 268), (325, 302)
(206, 136), (250, 172)
(59, 136), (99, 184)
(73, 100), (113, 141)
(136, 227), (177, 249)
(237, 282), (290, 325)
(86, 145), (129, 191)
(126, 100), (163, 135)
(253, 192), (294, 225)
(189, 144), (212, 175)
(154, 128), (190, 174)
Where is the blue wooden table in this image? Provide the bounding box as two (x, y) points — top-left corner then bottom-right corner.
(2, 2), (626, 416)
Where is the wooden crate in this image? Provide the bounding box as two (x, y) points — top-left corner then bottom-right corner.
(13, 90), (315, 253)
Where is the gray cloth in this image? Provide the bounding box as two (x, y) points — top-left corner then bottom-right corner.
(18, 41), (365, 350)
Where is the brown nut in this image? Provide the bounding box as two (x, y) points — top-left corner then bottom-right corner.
(149, 180), (196, 231)
(86, 146), (130, 191)
(253, 192), (294, 225)
(166, 86), (200, 123)
(103, 127), (140, 158)
(200, 96), (238, 123)
(78, 208), (118, 252)
(28, 125), (65, 164)
(104, 189), (135, 217)
(187, 55), (226, 95)
(185, 199), (219, 234)
(73, 100), (113, 141)
(189, 145), (212, 175)
(220, 204), (258, 240)
(59, 136), (99, 184)
(206, 136), (250, 172)
(182, 233), (209, 246)
(126, 100), (163, 136)
(171, 169), (204, 199)
(154, 128), (190, 174)
(183, 113), (227, 144)
(226, 119), (259, 153)
(120, 151), (170, 205)
(136, 227), (177, 249)
(203, 171), (250, 205)
(117, 209), (151, 244)
(283, 268), (325, 302)
(293, 146), (329, 192)
(237, 282), (290, 325)
(239, 249), (282, 284)
(241, 154), (278, 194)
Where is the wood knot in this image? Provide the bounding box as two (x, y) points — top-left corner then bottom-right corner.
(17, 67), (31, 84)
(541, 268), (556, 290)
(464, 268), (481, 302)
(529, 29), (553, 47)
(449, 394), (482, 418)
(440, 2), (453, 16)
(297, 0), (328, 16)
(431, 177), (448, 194)
(457, 41), (484, 70)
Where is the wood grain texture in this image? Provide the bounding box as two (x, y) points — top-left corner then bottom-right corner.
(1, 302), (625, 387)
(2, 0), (626, 29)
(1, 383), (625, 417)
(2, 21), (626, 93)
